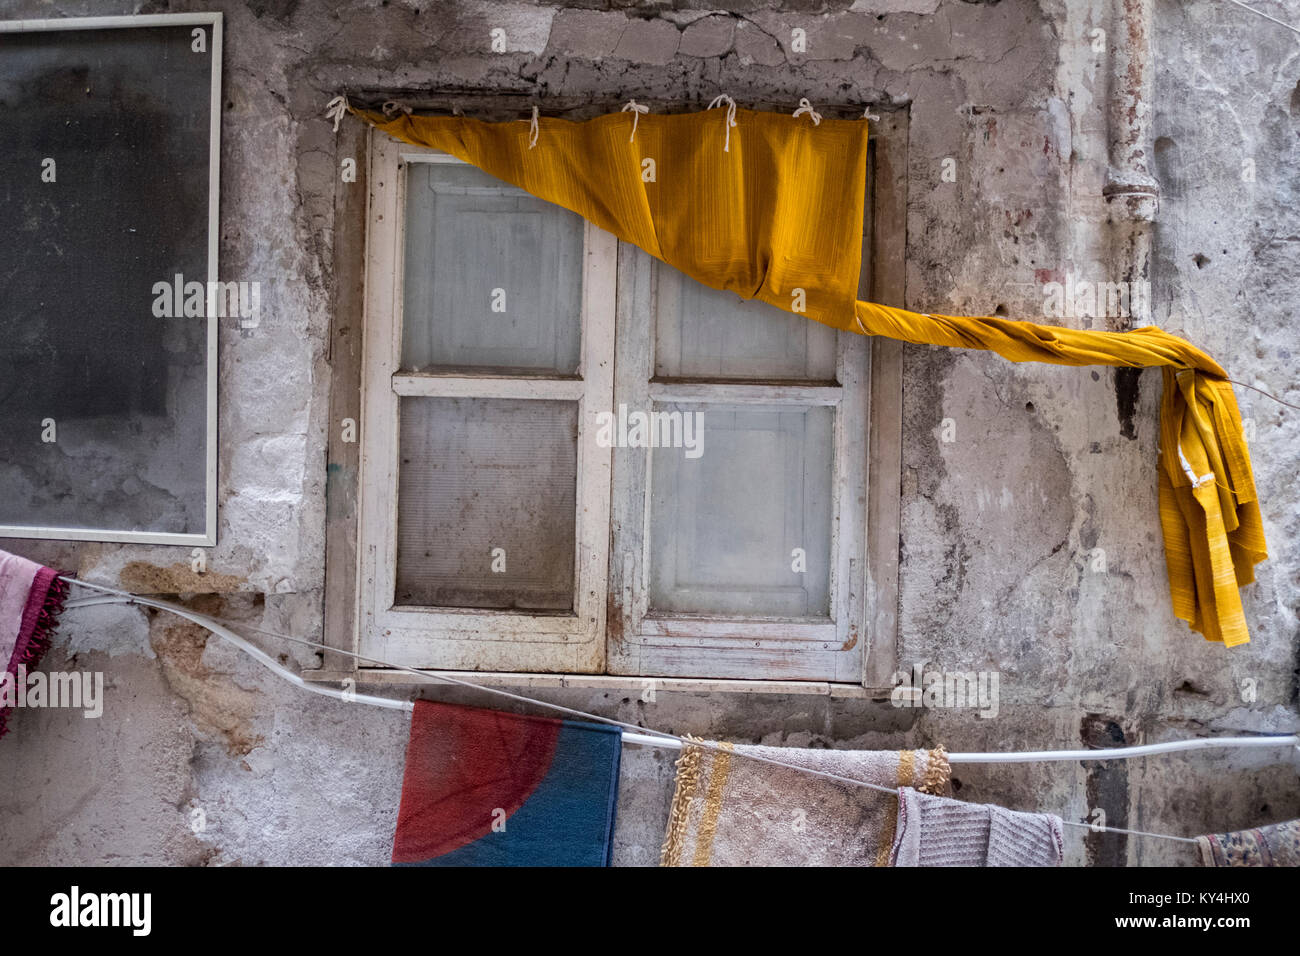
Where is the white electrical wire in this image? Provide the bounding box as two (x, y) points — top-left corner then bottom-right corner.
(623, 730), (1300, 763)
(60, 578), (1300, 847)
(1223, 0), (1300, 38)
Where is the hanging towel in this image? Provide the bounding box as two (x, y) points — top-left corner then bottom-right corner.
(1196, 819), (1300, 867)
(391, 700), (622, 866)
(0, 549), (68, 738)
(660, 741), (950, 866)
(889, 786), (1065, 867)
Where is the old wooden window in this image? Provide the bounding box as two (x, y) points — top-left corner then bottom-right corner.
(606, 246), (867, 681)
(341, 112), (905, 692)
(358, 144), (614, 673)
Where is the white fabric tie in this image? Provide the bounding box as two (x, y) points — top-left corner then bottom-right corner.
(707, 94), (738, 152)
(1173, 371), (1214, 486)
(1176, 445), (1216, 489)
(528, 105), (539, 150)
(793, 98), (822, 125)
(325, 94), (349, 133)
(863, 106), (881, 122)
(622, 99), (649, 142)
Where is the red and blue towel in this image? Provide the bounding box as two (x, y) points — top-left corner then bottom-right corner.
(392, 700), (622, 866)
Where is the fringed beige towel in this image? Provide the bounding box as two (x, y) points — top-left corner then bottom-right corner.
(660, 742), (950, 866)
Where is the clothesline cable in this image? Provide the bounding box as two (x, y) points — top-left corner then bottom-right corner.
(1225, 377), (1300, 411)
(65, 586), (1298, 767)
(59, 579), (1291, 847)
(44, 599), (1300, 775)
(1222, 0), (1300, 38)
(624, 730), (1300, 762)
(60, 590), (1300, 769)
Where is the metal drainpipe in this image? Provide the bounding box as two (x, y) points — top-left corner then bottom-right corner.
(1103, 0), (1159, 332)
(1088, 1), (1160, 868)
(1102, 0), (1159, 443)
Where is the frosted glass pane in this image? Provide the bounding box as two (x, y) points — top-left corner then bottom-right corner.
(654, 267), (837, 380)
(648, 404), (833, 617)
(396, 397), (577, 610)
(401, 162), (583, 373)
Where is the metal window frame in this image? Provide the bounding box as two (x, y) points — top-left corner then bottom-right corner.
(0, 12), (222, 546)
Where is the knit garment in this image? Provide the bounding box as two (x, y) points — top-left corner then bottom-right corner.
(661, 743), (950, 867)
(889, 786), (1064, 867)
(1196, 819), (1300, 867)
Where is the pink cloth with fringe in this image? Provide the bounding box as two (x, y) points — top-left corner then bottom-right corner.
(0, 549), (67, 737)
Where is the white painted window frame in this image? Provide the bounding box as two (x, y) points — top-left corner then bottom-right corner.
(356, 137), (616, 673)
(605, 246), (870, 682)
(346, 115), (908, 694)
(0, 12), (222, 546)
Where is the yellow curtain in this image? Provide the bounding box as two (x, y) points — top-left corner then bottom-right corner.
(349, 104), (1267, 648)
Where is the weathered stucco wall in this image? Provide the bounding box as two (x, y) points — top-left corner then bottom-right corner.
(1, 0), (1296, 866)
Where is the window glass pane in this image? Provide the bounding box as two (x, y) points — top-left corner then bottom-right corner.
(401, 162), (583, 374)
(648, 403), (833, 617)
(0, 23), (214, 538)
(395, 397), (577, 610)
(654, 266), (837, 381)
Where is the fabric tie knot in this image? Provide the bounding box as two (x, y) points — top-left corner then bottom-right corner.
(621, 99), (650, 142)
(528, 105), (539, 149)
(793, 98), (822, 125)
(325, 94), (350, 133)
(707, 93), (738, 152)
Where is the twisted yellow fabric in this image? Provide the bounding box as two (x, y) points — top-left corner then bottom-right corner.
(350, 104), (1266, 647)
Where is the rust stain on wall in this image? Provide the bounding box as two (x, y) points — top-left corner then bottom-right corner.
(1080, 713), (1131, 866)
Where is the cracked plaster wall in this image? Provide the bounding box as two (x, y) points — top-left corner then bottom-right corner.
(0, 0), (1296, 866)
